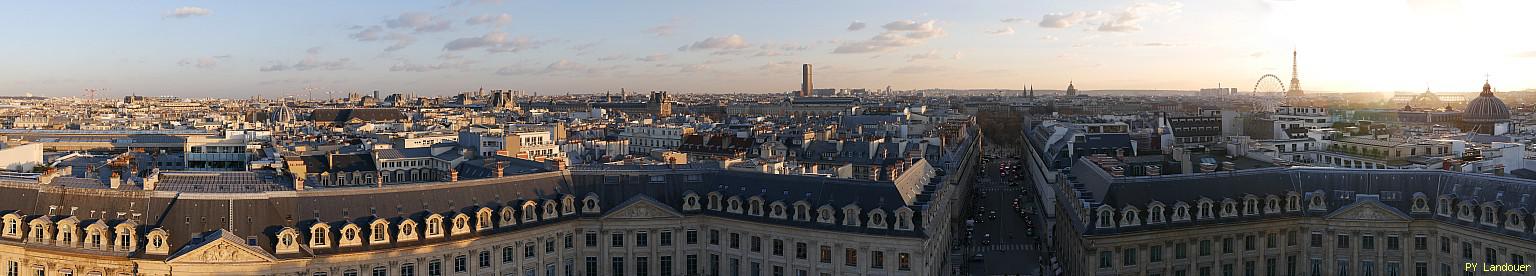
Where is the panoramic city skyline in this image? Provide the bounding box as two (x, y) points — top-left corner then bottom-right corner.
(4, 0), (1534, 97)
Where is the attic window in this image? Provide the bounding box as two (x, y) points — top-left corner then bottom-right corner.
(603, 176), (620, 184)
(649, 175), (665, 183)
(686, 174), (702, 182)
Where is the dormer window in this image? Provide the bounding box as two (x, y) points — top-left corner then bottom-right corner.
(476, 209), (493, 230)
(500, 207), (517, 226)
(842, 207), (861, 226)
(562, 196), (577, 215)
(1286, 192), (1301, 212)
(1506, 211), (1525, 231)
(817, 206), (836, 224)
(1438, 197), (1453, 217)
(1309, 193), (1326, 211)
(683, 194), (700, 211)
(1482, 206), (1498, 226)
(1458, 203), (1475, 222)
(522, 202), (539, 223)
(1097, 206), (1116, 228)
(1243, 197), (1258, 215)
(748, 198), (764, 216)
(371, 221), (389, 243)
(1407, 195), (1427, 213)
(1120, 207), (1141, 227)
(1197, 199), (1214, 220)
(795, 203), (811, 221)
(708, 193), (722, 211)
(1148, 203), (1166, 224)
(1265, 196), (1281, 214)
(583, 196), (600, 214)
(1222, 199), (1238, 218)
(1172, 202), (1191, 222)
(770, 203), (786, 219)
(310, 225), (330, 248)
(339, 225), (360, 246)
(426, 215), (444, 237)
(894, 208), (915, 231)
(728, 197), (743, 214)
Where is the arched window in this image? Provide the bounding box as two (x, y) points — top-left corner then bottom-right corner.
(543, 200), (559, 219)
(476, 208), (493, 230)
(499, 207), (517, 226)
(894, 207), (915, 231)
(842, 206), (861, 226)
(562, 195), (577, 215)
(425, 215), (444, 238)
(1481, 205), (1499, 226)
(1438, 196), (1454, 217)
(1147, 202), (1166, 224)
(310, 224), (330, 248)
(1243, 196), (1258, 215)
(748, 197), (764, 216)
(708, 193), (722, 211)
(1286, 192), (1302, 212)
(370, 220), (390, 243)
(1221, 199), (1238, 218)
(794, 202), (812, 221)
(451, 214), (471, 235)
(522, 201), (539, 223)
(1096, 206), (1116, 228)
(1197, 199), (1214, 220)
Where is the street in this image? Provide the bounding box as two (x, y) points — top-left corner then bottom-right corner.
(955, 149), (1049, 276)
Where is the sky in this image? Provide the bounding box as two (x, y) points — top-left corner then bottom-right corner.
(2, 0), (1534, 98)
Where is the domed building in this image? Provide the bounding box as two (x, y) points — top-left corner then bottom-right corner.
(1461, 80), (1512, 135)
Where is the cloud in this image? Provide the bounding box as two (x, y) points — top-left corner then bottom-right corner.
(1040, 35), (1059, 41)
(847, 21), (866, 31)
(384, 12), (452, 33)
(681, 34), (750, 51)
(907, 50), (942, 62)
(597, 54), (627, 61)
(644, 19), (682, 37)
(165, 7), (211, 18)
(987, 26), (1016, 36)
(1001, 17), (1028, 23)
(260, 49), (350, 72)
(1098, 2), (1183, 32)
(1250, 52), (1266, 58)
(443, 32), (553, 53)
(952, 51), (964, 60)
(466, 13), (512, 26)
(1141, 42), (1177, 47)
(390, 60), (474, 72)
(833, 19), (945, 54)
(1038, 11), (1102, 28)
(677, 64), (710, 73)
(1514, 51), (1536, 58)
(636, 54), (670, 62)
(349, 26), (418, 51)
(177, 55), (230, 69)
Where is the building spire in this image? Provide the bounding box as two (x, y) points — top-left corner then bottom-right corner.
(1287, 48), (1303, 97)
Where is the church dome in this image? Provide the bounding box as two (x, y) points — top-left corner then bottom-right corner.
(1463, 80), (1510, 123)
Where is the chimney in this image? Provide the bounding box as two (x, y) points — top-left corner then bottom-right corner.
(450, 169), (459, 182)
(495, 161), (505, 177)
(375, 171), (383, 188)
(109, 171), (122, 189)
(142, 168), (159, 190)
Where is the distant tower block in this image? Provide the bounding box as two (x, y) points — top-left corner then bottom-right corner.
(1288, 49), (1304, 97)
(800, 64), (813, 97)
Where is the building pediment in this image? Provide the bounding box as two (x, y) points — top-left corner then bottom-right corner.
(600, 195), (684, 220)
(167, 229), (278, 264)
(1325, 200), (1411, 222)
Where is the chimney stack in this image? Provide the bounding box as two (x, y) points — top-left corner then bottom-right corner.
(495, 161), (505, 177)
(450, 169), (459, 182)
(109, 172), (122, 189)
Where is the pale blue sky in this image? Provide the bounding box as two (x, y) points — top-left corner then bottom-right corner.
(3, 0), (1532, 98)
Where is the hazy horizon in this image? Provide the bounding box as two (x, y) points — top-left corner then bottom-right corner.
(4, 0), (1534, 98)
